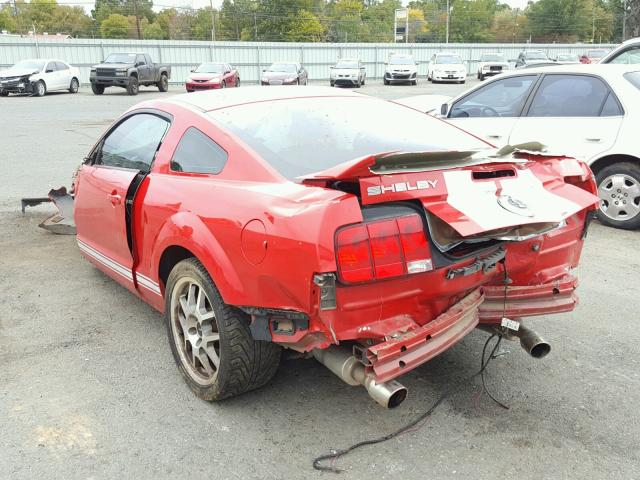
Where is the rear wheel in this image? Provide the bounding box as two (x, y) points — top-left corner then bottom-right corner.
(91, 83), (104, 95)
(0, 91), (8, 97)
(33, 80), (46, 97)
(165, 258), (281, 401)
(595, 162), (640, 230)
(69, 77), (79, 93)
(126, 77), (139, 96)
(157, 74), (168, 92)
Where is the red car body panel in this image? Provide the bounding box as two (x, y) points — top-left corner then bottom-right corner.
(73, 90), (599, 385)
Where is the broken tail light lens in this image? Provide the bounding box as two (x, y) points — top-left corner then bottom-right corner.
(336, 214), (432, 284)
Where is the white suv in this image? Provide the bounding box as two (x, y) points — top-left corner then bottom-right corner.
(383, 55), (418, 85)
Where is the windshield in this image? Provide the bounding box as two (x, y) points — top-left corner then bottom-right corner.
(436, 55), (463, 64)
(587, 50), (606, 58)
(557, 54), (578, 61)
(389, 57), (415, 65)
(195, 63), (225, 73)
(480, 54), (505, 62)
(12, 60), (45, 71)
(526, 51), (547, 60)
(267, 63), (297, 73)
(104, 53), (137, 64)
(209, 97), (487, 180)
(335, 61), (358, 69)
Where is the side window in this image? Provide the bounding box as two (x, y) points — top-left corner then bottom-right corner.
(450, 75), (537, 118)
(136, 55), (146, 66)
(608, 46), (640, 65)
(46, 62), (57, 72)
(171, 127), (228, 174)
(600, 92), (623, 116)
(56, 62), (69, 70)
(527, 75), (609, 117)
(97, 114), (169, 172)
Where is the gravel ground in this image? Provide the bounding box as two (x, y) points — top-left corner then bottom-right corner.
(1, 79), (639, 480)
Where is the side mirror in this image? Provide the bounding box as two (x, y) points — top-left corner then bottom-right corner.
(225, 70), (231, 74)
(262, 69), (266, 72)
(330, 66), (334, 69)
(440, 103), (449, 116)
(190, 68), (195, 73)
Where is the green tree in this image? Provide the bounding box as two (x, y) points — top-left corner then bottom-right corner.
(525, 0), (592, 42)
(142, 21), (165, 39)
(93, 0), (154, 24)
(100, 13), (132, 38)
(407, 8), (428, 42)
(286, 9), (326, 40)
(0, 6), (17, 32)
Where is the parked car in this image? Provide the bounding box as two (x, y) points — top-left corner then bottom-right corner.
(600, 37), (640, 64)
(383, 54), (418, 85)
(515, 50), (550, 68)
(427, 52), (466, 83)
(90, 53), (171, 96)
(476, 52), (509, 81)
(260, 62), (307, 86)
(185, 62), (239, 91)
(330, 59), (365, 87)
(552, 53), (581, 64)
(69, 86), (597, 407)
(580, 49), (608, 64)
(0, 59), (80, 97)
(397, 65), (640, 229)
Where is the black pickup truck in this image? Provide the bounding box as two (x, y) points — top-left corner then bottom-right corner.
(90, 53), (171, 96)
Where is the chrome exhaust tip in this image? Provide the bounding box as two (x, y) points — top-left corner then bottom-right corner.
(516, 325), (551, 359)
(313, 347), (408, 408)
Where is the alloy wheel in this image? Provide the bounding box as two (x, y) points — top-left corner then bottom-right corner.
(170, 277), (221, 385)
(598, 173), (640, 222)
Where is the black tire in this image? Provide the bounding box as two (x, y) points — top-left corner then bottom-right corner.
(479, 73), (484, 81)
(236, 78), (240, 87)
(165, 258), (281, 401)
(411, 79), (417, 85)
(157, 74), (168, 92)
(126, 77), (139, 96)
(33, 80), (46, 97)
(330, 81), (335, 87)
(221, 81), (226, 88)
(69, 77), (79, 93)
(0, 91), (8, 97)
(595, 162), (640, 230)
(91, 83), (104, 95)
(362, 78), (365, 86)
(355, 80), (361, 88)
(383, 77), (389, 85)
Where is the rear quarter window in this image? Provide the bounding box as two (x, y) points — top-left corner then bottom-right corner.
(171, 127), (228, 175)
(624, 71), (640, 90)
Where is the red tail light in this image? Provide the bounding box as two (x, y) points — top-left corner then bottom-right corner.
(336, 214), (432, 284)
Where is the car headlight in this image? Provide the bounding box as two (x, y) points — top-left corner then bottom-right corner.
(90, 68), (96, 74)
(115, 70), (127, 76)
(261, 77), (268, 82)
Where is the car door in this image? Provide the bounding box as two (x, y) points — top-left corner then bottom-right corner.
(136, 54), (150, 82)
(56, 61), (72, 90)
(444, 74), (539, 146)
(508, 74), (624, 161)
(74, 112), (170, 293)
(44, 61), (61, 90)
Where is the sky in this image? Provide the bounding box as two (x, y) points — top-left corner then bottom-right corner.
(63, 0), (533, 15)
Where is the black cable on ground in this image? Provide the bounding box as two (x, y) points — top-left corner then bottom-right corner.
(312, 333), (508, 473)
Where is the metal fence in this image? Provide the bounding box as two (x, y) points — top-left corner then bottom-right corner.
(0, 36), (617, 84)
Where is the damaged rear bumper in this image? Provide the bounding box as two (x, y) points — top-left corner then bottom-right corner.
(362, 288), (482, 383)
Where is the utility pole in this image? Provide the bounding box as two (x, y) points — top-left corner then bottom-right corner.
(12, 0), (17, 16)
(513, 8), (518, 43)
(445, 0), (450, 44)
(132, 0), (142, 40)
(209, 0), (216, 42)
(254, 13), (258, 40)
(592, 3), (596, 43)
(623, 0), (627, 40)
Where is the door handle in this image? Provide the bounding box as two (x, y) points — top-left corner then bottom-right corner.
(108, 191), (122, 206)
(585, 138), (601, 142)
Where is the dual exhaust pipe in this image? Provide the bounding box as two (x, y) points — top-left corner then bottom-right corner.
(313, 324), (549, 409)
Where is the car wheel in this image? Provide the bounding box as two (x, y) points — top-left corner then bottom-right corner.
(383, 78), (389, 85)
(479, 73), (484, 81)
(595, 162), (640, 230)
(236, 78), (240, 87)
(330, 81), (334, 87)
(33, 80), (46, 97)
(355, 80), (361, 88)
(157, 74), (168, 92)
(221, 81), (226, 88)
(126, 77), (139, 96)
(362, 78), (365, 86)
(412, 79), (417, 85)
(91, 83), (104, 95)
(69, 77), (79, 93)
(165, 258), (281, 401)
(0, 91), (9, 97)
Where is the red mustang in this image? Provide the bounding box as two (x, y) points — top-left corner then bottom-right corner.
(73, 87), (598, 408)
(185, 62), (239, 91)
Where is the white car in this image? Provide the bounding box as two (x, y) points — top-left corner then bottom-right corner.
(427, 53), (466, 83)
(383, 55), (418, 85)
(0, 59), (80, 97)
(397, 64), (640, 230)
(330, 58), (366, 88)
(477, 52), (509, 81)
(600, 37), (640, 64)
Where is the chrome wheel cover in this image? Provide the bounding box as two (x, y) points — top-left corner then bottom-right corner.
(598, 173), (640, 222)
